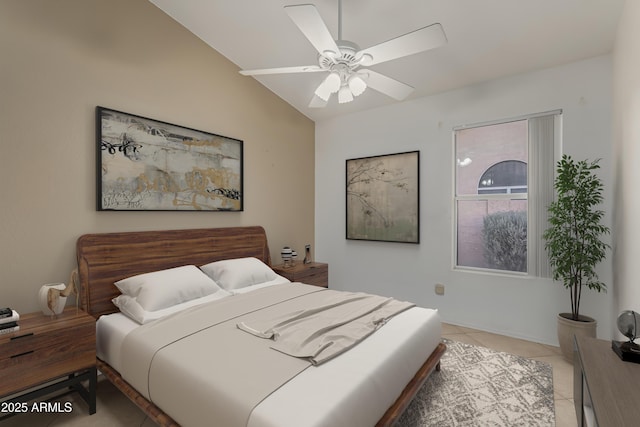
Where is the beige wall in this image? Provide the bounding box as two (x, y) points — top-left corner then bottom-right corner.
(0, 0), (315, 313)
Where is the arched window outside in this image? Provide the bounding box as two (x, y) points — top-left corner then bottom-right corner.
(478, 160), (527, 194)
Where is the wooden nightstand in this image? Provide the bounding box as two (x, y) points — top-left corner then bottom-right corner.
(273, 262), (329, 288)
(0, 307), (96, 418)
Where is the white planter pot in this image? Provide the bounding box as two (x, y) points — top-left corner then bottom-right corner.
(557, 313), (597, 363)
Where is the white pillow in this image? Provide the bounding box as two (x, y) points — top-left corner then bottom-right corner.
(199, 257), (279, 291)
(114, 265), (222, 311)
(229, 276), (291, 295)
(113, 290), (231, 324)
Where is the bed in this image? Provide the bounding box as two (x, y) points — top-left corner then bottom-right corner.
(76, 226), (445, 427)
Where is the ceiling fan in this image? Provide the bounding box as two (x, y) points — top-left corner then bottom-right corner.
(239, 1), (447, 107)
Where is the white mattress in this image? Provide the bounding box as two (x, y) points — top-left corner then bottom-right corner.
(96, 293), (441, 427)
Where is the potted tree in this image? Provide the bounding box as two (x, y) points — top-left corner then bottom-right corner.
(543, 154), (610, 362)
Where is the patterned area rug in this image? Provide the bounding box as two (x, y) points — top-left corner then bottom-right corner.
(396, 339), (555, 426)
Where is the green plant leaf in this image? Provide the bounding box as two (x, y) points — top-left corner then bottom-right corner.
(543, 155), (610, 319)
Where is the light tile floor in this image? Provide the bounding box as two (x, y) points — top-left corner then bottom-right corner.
(2, 324), (576, 426)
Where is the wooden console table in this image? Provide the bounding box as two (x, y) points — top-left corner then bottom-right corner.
(574, 335), (640, 426)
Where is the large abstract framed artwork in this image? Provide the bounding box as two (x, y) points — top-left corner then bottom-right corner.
(346, 151), (419, 243)
(96, 107), (243, 211)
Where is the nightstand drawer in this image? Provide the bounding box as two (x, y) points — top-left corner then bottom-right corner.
(295, 267), (328, 287)
(0, 309), (96, 397)
(0, 322), (93, 361)
(273, 262), (329, 288)
(0, 348), (95, 396)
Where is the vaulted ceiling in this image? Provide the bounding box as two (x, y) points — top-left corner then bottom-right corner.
(149, 0), (624, 122)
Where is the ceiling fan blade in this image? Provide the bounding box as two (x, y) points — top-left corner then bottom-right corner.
(309, 95), (329, 108)
(240, 65), (324, 76)
(363, 70), (414, 101)
(285, 4), (340, 57)
(358, 23), (446, 66)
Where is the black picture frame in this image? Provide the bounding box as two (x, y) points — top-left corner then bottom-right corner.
(346, 150), (419, 243)
(96, 107), (243, 211)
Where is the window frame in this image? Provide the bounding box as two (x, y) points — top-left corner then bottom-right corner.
(452, 111), (561, 277)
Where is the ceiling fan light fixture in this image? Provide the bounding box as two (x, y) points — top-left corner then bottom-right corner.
(338, 86), (354, 104)
(348, 75), (367, 97)
(240, 3), (447, 109)
(315, 72), (341, 101)
(314, 83), (331, 101)
(325, 72), (341, 93)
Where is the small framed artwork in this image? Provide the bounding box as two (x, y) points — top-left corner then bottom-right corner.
(96, 107), (243, 211)
(346, 150), (419, 243)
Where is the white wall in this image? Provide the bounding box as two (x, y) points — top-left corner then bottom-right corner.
(316, 55), (614, 345)
(612, 1), (640, 332)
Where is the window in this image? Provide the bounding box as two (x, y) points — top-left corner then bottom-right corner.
(478, 160), (527, 194)
(454, 112), (560, 275)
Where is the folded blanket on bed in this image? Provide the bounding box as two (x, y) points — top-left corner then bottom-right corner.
(238, 290), (415, 365)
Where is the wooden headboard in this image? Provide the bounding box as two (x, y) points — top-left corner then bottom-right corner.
(76, 226), (271, 318)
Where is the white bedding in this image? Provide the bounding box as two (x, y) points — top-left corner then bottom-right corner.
(96, 284), (441, 427)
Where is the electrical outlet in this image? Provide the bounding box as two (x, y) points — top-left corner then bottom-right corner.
(435, 283), (445, 295)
